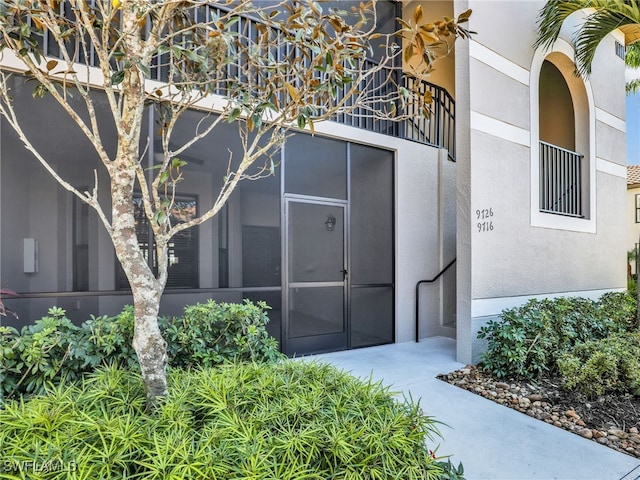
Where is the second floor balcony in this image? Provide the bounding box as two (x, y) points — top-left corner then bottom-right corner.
(539, 141), (584, 218)
(31, 1), (456, 161)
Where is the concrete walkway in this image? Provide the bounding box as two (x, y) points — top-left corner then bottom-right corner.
(310, 338), (640, 480)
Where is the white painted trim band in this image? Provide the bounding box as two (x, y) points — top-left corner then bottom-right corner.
(595, 107), (626, 132)
(469, 41), (530, 86)
(472, 288), (625, 318)
(596, 157), (627, 178)
(470, 111), (530, 147)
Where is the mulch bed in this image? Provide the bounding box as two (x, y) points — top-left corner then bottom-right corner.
(437, 366), (640, 458)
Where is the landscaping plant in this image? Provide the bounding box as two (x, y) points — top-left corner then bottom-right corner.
(558, 332), (640, 397)
(478, 293), (634, 379)
(0, 362), (464, 479)
(0, 300), (282, 401)
(0, 287), (18, 319)
(163, 299), (283, 368)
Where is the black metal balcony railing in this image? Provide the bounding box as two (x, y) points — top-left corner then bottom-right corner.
(37, 3), (455, 160)
(402, 75), (455, 161)
(539, 141), (584, 217)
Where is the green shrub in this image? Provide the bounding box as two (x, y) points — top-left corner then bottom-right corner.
(83, 305), (140, 369)
(87, 300), (283, 370)
(478, 293), (633, 379)
(0, 300), (282, 401)
(558, 333), (640, 397)
(0, 325), (20, 398)
(0, 311), (95, 401)
(627, 277), (638, 302)
(598, 291), (636, 330)
(163, 299), (283, 368)
(0, 362), (463, 479)
(1, 307), (94, 399)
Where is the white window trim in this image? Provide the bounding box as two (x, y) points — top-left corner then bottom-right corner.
(529, 39), (596, 234)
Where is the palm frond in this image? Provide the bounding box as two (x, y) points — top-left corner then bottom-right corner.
(536, 0), (640, 76)
(535, 0), (595, 50)
(575, 6), (640, 74)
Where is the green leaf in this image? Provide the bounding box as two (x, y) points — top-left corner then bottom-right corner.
(224, 17), (240, 29)
(111, 70), (125, 85)
(154, 211), (167, 225)
(182, 49), (202, 63)
(171, 158), (187, 169)
(172, 45), (183, 59)
(158, 171), (170, 184)
(32, 84), (48, 98)
(228, 108), (241, 123)
(20, 23), (31, 38)
(135, 60), (151, 79)
(326, 51), (333, 66)
(251, 113), (262, 130)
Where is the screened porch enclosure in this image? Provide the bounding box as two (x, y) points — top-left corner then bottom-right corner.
(0, 76), (394, 355)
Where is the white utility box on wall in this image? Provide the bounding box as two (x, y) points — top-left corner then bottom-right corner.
(23, 238), (38, 273)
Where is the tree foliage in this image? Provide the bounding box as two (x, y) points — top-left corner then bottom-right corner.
(627, 42), (640, 93)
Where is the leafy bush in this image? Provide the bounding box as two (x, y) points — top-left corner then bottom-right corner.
(557, 333), (640, 397)
(87, 300), (282, 370)
(598, 291), (637, 329)
(84, 305), (139, 369)
(164, 299), (283, 368)
(0, 300), (282, 401)
(478, 293), (634, 379)
(0, 362), (463, 479)
(628, 277), (638, 302)
(0, 308), (94, 399)
(0, 325), (20, 397)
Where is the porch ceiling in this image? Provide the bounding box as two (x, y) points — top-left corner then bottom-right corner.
(620, 24), (640, 45)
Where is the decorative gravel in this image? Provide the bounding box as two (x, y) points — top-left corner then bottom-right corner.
(438, 366), (640, 458)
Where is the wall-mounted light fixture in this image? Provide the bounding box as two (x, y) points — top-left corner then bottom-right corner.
(325, 214), (336, 231)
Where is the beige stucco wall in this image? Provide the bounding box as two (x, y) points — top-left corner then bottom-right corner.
(455, 0), (627, 364)
(403, 1), (456, 96)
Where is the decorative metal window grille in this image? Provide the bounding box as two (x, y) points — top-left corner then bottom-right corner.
(616, 41), (626, 59)
(635, 194), (640, 223)
(539, 141), (584, 217)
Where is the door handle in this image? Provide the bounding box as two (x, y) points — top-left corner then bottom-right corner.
(340, 269), (348, 280)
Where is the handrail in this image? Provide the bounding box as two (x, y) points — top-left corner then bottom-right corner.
(539, 140), (583, 157)
(400, 74), (455, 159)
(405, 116), (455, 162)
(415, 257), (456, 342)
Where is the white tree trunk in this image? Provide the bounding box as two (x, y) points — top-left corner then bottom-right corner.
(113, 211), (169, 399)
(111, 163), (168, 399)
(131, 286), (168, 399)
